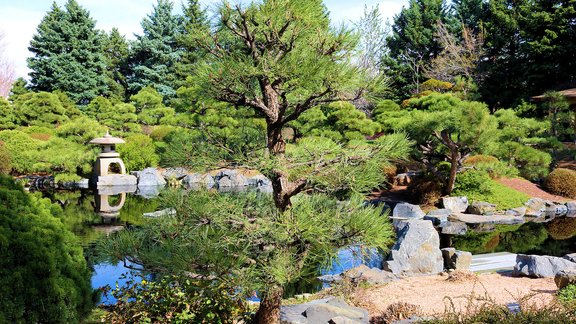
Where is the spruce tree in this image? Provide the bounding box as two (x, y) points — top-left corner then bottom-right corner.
(383, 0), (454, 98)
(103, 28), (130, 100)
(27, 0), (108, 104)
(127, 0), (183, 100)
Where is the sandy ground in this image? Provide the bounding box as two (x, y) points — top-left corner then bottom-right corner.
(351, 272), (558, 317)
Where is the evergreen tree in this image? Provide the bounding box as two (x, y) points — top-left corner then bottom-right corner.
(383, 0), (454, 98)
(127, 0), (183, 100)
(103, 28), (130, 100)
(27, 0), (108, 104)
(452, 0), (488, 32)
(7, 77), (29, 102)
(173, 0), (209, 89)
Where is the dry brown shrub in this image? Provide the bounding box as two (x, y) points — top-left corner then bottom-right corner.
(370, 302), (422, 324)
(446, 270), (478, 283)
(29, 133), (51, 141)
(407, 178), (443, 206)
(382, 164), (397, 186)
(464, 154), (499, 166)
(545, 168), (576, 199)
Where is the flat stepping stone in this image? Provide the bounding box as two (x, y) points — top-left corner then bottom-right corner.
(449, 213), (524, 225)
(471, 252), (517, 272)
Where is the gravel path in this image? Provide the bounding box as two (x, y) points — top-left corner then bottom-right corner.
(352, 272), (557, 317)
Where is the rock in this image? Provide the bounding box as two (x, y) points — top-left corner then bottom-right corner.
(280, 298), (369, 324)
(513, 254), (576, 278)
(161, 167), (188, 180)
(97, 185), (137, 196)
(448, 212), (524, 225)
(545, 202), (568, 216)
(440, 221), (468, 235)
(467, 201), (497, 215)
(97, 174), (138, 187)
(215, 169), (248, 187)
(328, 316), (361, 324)
(441, 248), (472, 270)
(182, 173), (215, 190)
(393, 203), (425, 219)
(442, 196), (469, 213)
(525, 198), (548, 212)
(305, 299), (369, 324)
(318, 274), (343, 283)
(143, 208), (176, 218)
(343, 265), (398, 285)
(133, 168), (167, 187)
(567, 202), (576, 212)
(383, 220), (444, 275)
(555, 270), (576, 289)
(247, 174), (271, 187)
(424, 209), (452, 225)
(563, 253), (576, 263)
(505, 207), (526, 217)
(136, 185), (161, 198)
(257, 184), (273, 194)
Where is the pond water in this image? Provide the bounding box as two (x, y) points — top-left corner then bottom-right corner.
(39, 188), (576, 304)
(39, 188), (382, 304)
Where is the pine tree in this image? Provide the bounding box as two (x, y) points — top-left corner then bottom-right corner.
(127, 0), (183, 100)
(383, 0), (454, 98)
(27, 0), (108, 104)
(452, 0), (488, 32)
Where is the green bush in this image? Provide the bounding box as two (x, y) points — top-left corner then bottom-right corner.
(558, 284), (576, 307)
(149, 125), (176, 141)
(545, 168), (576, 199)
(0, 141), (11, 174)
(0, 130), (41, 174)
(0, 175), (95, 323)
(102, 274), (249, 323)
(116, 134), (159, 171)
(453, 170), (530, 210)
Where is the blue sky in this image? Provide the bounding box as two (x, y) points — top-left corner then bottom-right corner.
(0, 0), (408, 78)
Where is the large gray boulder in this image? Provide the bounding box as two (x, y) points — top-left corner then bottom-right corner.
(513, 254), (576, 278)
(247, 174), (272, 187)
(133, 168), (167, 187)
(343, 265), (398, 285)
(468, 201), (497, 215)
(441, 248), (472, 270)
(383, 220), (444, 275)
(564, 253), (576, 263)
(215, 169), (248, 187)
(440, 221), (468, 235)
(442, 196), (469, 213)
(567, 202), (576, 212)
(505, 207), (526, 217)
(280, 298), (369, 324)
(393, 203), (425, 219)
(555, 269), (576, 289)
(182, 173), (215, 190)
(161, 167), (188, 180)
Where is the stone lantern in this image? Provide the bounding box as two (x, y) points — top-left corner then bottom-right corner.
(89, 131), (137, 187)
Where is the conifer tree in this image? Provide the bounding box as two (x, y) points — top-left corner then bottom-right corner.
(127, 0), (183, 100)
(27, 0), (108, 104)
(103, 28), (130, 100)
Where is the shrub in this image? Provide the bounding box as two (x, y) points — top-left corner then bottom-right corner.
(407, 177), (443, 206)
(28, 132), (51, 141)
(0, 130), (41, 174)
(545, 168), (576, 199)
(558, 284), (576, 307)
(0, 175), (95, 323)
(371, 302), (421, 324)
(0, 141), (11, 175)
(453, 170), (530, 210)
(116, 134), (159, 172)
(102, 273), (250, 323)
(149, 125), (176, 141)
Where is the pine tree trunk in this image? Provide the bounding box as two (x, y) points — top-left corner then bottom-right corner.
(255, 286), (283, 324)
(445, 150), (460, 196)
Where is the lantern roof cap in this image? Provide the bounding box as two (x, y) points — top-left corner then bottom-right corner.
(89, 131), (125, 145)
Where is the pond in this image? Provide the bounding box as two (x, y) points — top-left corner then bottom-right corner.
(39, 187), (576, 304)
(39, 187), (382, 304)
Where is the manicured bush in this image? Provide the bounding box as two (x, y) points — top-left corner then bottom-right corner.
(116, 134), (159, 171)
(558, 284), (576, 307)
(0, 176), (95, 323)
(545, 168), (576, 199)
(464, 155), (519, 179)
(453, 170), (530, 210)
(0, 141), (11, 175)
